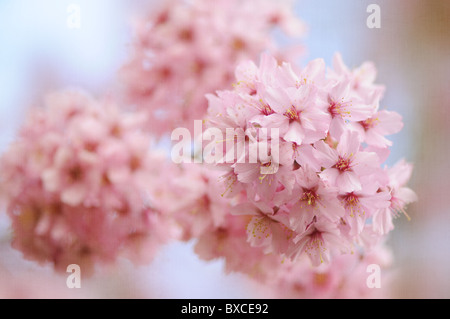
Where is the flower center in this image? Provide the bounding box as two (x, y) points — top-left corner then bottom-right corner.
(334, 156), (352, 172)
(305, 230), (326, 264)
(68, 165), (83, 182)
(344, 193), (359, 206)
(300, 190), (319, 207)
(314, 273), (329, 286)
(328, 99), (351, 119)
(360, 117), (379, 131)
(284, 106), (300, 121)
(178, 28), (194, 42)
(342, 193), (363, 217)
(231, 37), (246, 51)
(261, 104), (275, 116)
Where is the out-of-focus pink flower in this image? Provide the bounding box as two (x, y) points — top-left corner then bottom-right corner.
(148, 162), (231, 242)
(0, 90), (173, 274)
(193, 213), (283, 282)
(267, 242), (393, 299)
(119, 0), (305, 137)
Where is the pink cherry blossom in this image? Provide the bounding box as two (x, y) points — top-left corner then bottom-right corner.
(230, 200), (294, 255)
(338, 178), (391, 237)
(314, 130), (380, 192)
(203, 52), (415, 271)
(286, 166), (344, 232)
(325, 53), (387, 139)
(119, 0), (305, 137)
(258, 82), (330, 145)
(353, 110), (404, 148)
(287, 216), (350, 266)
(0, 0), (418, 300)
(0, 90), (172, 274)
(325, 79), (375, 139)
(372, 159), (417, 235)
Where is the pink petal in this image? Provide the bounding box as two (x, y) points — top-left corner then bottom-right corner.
(296, 144), (322, 172)
(364, 146), (390, 164)
(329, 79), (351, 101)
(234, 163), (260, 183)
(283, 121), (305, 145)
(360, 191), (391, 210)
(318, 195), (345, 220)
(337, 131), (361, 157)
(41, 169), (60, 192)
(250, 113), (288, 131)
(301, 107), (330, 133)
(258, 53), (279, 85)
(61, 184), (86, 206)
(396, 187), (418, 204)
(319, 168), (340, 186)
(332, 52), (349, 75)
(302, 58), (326, 83)
(235, 60), (258, 84)
(258, 85), (291, 114)
(388, 159), (414, 188)
(313, 140), (338, 168)
(377, 110), (403, 135)
(246, 216), (272, 247)
(352, 151), (380, 175)
(347, 99), (375, 121)
(364, 129), (392, 147)
(336, 171), (361, 192)
(278, 142), (295, 166)
(346, 213), (366, 236)
(328, 117), (346, 140)
(287, 85), (316, 109)
(278, 62), (299, 87)
(372, 208), (394, 235)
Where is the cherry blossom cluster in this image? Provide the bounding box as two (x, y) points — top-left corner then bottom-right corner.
(119, 0), (305, 137)
(0, 90), (173, 274)
(0, 0), (417, 299)
(204, 53), (417, 267)
(149, 161), (394, 298)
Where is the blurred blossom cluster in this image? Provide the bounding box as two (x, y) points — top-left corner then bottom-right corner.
(0, 0), (417, 298)
(119, 0), (305, 136)
(0, 90), (174, 275)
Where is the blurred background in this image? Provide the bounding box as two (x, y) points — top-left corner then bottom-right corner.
(0, 0), (449, 298)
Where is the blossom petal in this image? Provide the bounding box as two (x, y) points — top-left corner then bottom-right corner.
(61, 184), (86, 206)
(313, 140), (338, 168)
(283, 121), (305, 145)
(336, 171), (361, 192)
(337, 131), (361, 157)
(319, 168), (340, 186)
